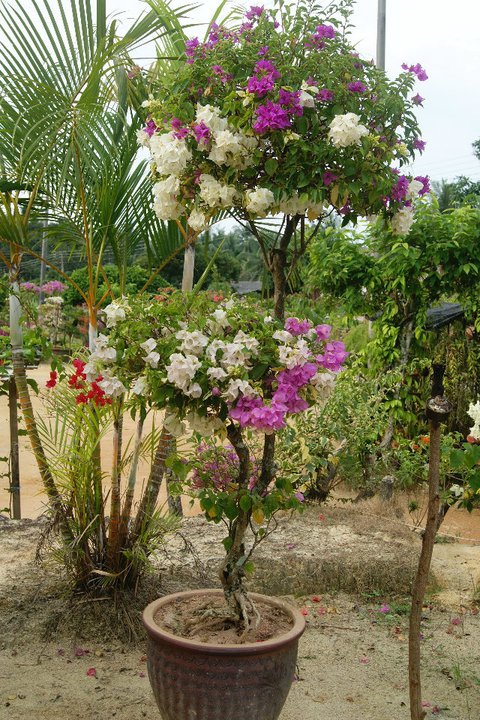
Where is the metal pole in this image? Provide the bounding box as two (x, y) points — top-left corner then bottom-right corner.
(376, 0), (386, 69)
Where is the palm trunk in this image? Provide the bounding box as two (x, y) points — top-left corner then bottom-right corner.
(119, 416), (144, 549)
(9, 276), (71, 535)
(106, 403), (123, 570)
(132, 427), (174, 539)
(8, 376), (21, 519)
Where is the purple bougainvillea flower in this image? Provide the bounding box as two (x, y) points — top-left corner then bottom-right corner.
(322, 171), (338, 187)
(413, 138), (426, 153)
(253, 101), (291, 133)
(245, 5), (264, 20)
(412, 93), (425, 106)
(348, 81), (367, 93)
(391, 174), (409, 201)
(402, 62), (428, 81)
(193, 122), (211, 145)
(317, 88), (334, 102)
(415, 175), (430, 195)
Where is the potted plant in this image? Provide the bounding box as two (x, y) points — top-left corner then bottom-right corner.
(87, 290), (347, 719)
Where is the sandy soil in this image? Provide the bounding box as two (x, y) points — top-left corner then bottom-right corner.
(1, 509), (480, 720)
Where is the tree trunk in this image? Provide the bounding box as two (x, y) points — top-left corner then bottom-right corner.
(271, 249), (287, 322)
(220, 424), (254, 628)
(8, 376), (21, 519)
(106, 407), (123, 570)
(119, 416), (144, 548)
(132, 427), (174, 539)
(181, 243), (195, 293)
(409, 369), (451, 720)
(9, 275), (70, 532)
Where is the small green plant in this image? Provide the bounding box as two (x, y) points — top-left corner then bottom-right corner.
(37, 362), (179, 593)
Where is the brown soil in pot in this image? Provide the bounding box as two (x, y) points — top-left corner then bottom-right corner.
(154, 592), (293, 644)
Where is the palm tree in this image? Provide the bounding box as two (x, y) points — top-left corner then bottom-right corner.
(0, 0), (190, 545)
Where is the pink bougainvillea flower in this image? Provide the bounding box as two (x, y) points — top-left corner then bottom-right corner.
(359, 656), (369, 664)
(378, 603), (390, 613)
(74, 647), (88, 657)
(86, 667), (97, 677)
(300, 608), (308, 616)
(311, 595), (321, 603)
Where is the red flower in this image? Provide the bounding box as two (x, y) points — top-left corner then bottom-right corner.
(46, 370), (58, 389)
(86, 667), (97, 677)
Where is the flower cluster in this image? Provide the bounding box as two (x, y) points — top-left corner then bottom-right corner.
(467, 401), (480, 441)
(85, 294), (347, 438)
(21, 280), (66, 295)
(190, 442), (260, 491)
(139, 2), (428, 236)
(46, 357), (113, 407)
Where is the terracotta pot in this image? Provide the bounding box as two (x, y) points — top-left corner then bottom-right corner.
(143, 589), (305, 720)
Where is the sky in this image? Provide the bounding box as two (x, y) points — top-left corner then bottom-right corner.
(108, 0), (480, 185)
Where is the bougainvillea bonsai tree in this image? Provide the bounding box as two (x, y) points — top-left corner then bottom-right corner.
(139, 0), (429, 319)
(86, 292), (347, 630)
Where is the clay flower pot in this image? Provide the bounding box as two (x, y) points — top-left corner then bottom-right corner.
(143, 589), (305, 720)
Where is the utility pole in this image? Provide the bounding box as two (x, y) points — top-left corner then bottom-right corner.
(376, 0), (386, 69)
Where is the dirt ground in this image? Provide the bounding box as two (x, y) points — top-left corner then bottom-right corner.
(1, 365), (480, 719)
(1, 507), (480, 720)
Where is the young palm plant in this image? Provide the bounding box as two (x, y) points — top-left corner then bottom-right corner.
(0, 0), (192, 580)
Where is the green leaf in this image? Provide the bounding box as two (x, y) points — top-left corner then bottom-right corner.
(264, 158), (278, 176)
(239, 494), (251, 512)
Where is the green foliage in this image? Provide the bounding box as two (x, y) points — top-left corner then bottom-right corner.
(276, 366), (393, 496)
(37, 371), (178, 591)
(306, 201), (480, 439)
(448, 441), (480, 513)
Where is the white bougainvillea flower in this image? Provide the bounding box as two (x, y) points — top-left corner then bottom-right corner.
(149, 132), (192, 176)
(104, 299), (129, 328)
(188, 208), (208, 233)
(224, 379), (255, 402)
(153, 176), (184, 220)
(391, 206), (415, 235)
(245, 187), (275, 217)
(166, 353), (201, 391)
(185, 382), (203, 398)
(144, 351), (160, 368)
(195, 103), (228, 133)
(98, 374), (127, 398)
(328, 113), (369, 148)
(140, 338), (157, 353)
(163, 410), (187, 437)
(207, 366), (228, 381)
(206, 339), (227, 362)
(131, 376), (148, 395)
(467, 401), (480, 439)
(176, 329), (209, 356)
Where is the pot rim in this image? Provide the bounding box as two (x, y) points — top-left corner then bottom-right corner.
(142, 589), (306, 655)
